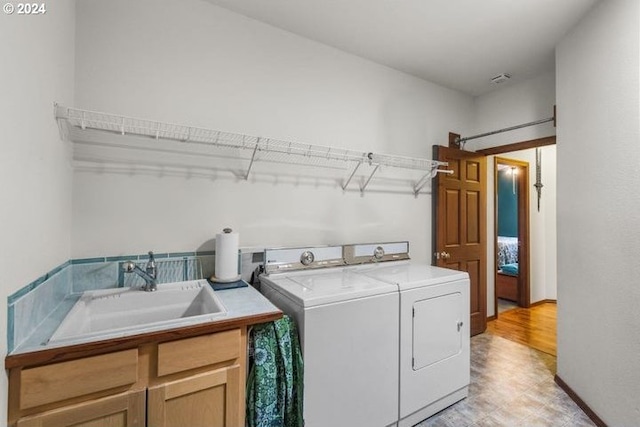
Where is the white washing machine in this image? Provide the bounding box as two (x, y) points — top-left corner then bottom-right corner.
(259, 245), (400, 427)
(351, 245), (470, 427)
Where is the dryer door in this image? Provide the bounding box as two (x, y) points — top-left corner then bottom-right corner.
(413, 292), (463, 370)
(399, 279), (470, 424)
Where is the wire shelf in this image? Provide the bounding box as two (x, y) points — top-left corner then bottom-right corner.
(55, 104), (449, 195)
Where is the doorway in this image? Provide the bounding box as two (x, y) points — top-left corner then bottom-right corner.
(494, 157), (530, 314)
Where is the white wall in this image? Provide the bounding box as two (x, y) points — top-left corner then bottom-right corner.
(470, 73), (557, 316)
(0, 0), (76, 420)
(556, 0), (640, 424)
(469, 71), (556, 151)
(485, 147), (557, 316)
(72, 0), (475, 262)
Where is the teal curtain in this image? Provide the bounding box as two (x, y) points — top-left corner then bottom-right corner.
(247, 315), (304, 427)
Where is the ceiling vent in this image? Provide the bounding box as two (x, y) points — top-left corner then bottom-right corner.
(491, 73), (511, 84)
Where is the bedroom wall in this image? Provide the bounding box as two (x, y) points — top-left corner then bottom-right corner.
(496, 169), (518, 238)
(0, 0), (76, 420)
(470, 73), (557, 316)
(556, 0), (640, 424)
(72, 0), (475, 263)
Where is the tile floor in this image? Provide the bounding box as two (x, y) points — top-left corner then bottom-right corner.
(416, 334), (596, 427)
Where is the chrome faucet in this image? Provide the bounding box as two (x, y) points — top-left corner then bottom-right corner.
(122, 251), (158, 292)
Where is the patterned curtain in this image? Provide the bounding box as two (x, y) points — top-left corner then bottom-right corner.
(247, 315), (304, 427)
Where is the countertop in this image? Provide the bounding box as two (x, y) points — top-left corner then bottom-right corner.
(6, 281), (282, 369)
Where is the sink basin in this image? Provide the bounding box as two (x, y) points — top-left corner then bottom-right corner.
(49, 280), (227, 345)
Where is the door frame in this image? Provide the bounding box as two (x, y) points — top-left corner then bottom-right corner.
(493, 157), (530, 313)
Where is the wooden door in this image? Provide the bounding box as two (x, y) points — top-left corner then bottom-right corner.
(433, 145), (487, 336)
(16, 391), (145, 427)
(148, 365), (241, 427)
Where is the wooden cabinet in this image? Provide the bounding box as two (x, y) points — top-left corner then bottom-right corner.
(8, 328), (247, 427)
(16, 391), (145, 427)
(18, 350), (139, 411)
(149, 329), (245, 427)
(148, 365), (241, 427)
(496, 272), (518, 302)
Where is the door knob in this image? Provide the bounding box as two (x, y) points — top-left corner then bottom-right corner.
(440, 251), (451, 259)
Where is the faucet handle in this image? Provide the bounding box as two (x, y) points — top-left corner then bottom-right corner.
(122, 261), (136, 272)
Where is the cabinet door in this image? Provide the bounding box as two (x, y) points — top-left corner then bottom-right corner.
(16, 390), (145, 427)
(148, 365), (241, 427)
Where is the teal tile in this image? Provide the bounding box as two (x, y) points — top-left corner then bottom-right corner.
(31, 275), (47, 288)
(168, 252), (195, 258)
(72, 262), (119, 293)
(8, 285), (33, 305)
(140, 252), (169, 260)
(106, 255), (139, 262)
(118, 265), (125, 287)
(7, 304), (14, 352)
(196, 250), (216, 256)
(8, 260), (70, 304)
(49, 261), (70, 277)
(71, 257), (106, 265)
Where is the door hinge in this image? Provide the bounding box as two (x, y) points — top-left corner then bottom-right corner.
(412, 357), (415, 368)
(412, 307), (415, 317)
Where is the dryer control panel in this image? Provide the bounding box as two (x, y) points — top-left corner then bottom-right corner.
(344, 241), (410, 265)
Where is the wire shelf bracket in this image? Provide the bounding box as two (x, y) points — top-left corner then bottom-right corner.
(245, 138), (260, 180)
(360, 164), (381, 194)
(341, 160), (362, 191)
(413, 167), (454, 196)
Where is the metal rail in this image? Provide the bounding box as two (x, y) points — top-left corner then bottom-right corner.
(456, 116), (554, 148)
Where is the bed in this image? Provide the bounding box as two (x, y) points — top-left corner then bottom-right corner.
(497, 236), (519, 302)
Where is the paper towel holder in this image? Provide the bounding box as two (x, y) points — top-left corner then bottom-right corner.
(210, 227), (242, 284)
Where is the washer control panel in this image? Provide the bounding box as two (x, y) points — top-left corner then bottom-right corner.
(264, 245), (344, 274)
(300, 251), (315, 265)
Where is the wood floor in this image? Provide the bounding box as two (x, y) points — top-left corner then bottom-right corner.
(486, 302), (557, 356)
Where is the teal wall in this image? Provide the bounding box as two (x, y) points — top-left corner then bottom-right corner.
(497, 168), (518, 237)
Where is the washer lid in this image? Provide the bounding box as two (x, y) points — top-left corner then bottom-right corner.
(358, 263), (469, 290)
(261, 269), (397, 307)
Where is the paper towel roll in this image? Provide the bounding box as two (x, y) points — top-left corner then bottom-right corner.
(214, 228), (240, 282)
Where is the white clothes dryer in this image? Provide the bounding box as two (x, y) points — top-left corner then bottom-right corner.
(350, 244), (470, 427)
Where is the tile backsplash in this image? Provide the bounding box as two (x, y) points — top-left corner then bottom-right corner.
(7, 249), (265, 354)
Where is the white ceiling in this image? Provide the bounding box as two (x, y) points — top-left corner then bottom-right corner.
(204, 0), (598, 96)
